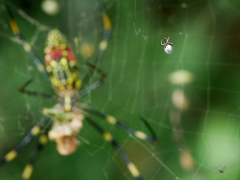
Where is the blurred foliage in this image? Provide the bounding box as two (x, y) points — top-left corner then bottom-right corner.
(0, 0), (240, 180)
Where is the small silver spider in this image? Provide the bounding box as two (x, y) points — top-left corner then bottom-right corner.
(161, 33), (175, 54)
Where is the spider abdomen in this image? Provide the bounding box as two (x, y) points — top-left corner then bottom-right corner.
(44, 29), (81, 91)
(164, 44), (173, 54)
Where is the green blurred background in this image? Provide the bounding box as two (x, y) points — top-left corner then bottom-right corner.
(0, 0), (240, 179)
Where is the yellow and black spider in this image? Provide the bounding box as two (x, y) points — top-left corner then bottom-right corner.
(0, 1), (158, 180)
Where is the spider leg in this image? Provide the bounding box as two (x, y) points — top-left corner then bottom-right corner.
(5, 3), (52, 87)
(81, 8), (111, 86)
(85, 115), (143, 180)
(164, 37), (169, 43)
(79, 63), (106, 97)
(79, 81), (102, 97)
(95, 12), (111, 65)
(81, 104), (158, 143)
(22, 123), (51, 180)
(19, 79), (55, 99)
(85, 62), (107, 82)
(165, 32), (170, 37)
(0, 116), (50, 167)
(161, 40), (165, 49)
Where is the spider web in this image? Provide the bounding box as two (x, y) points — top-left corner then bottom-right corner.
(0, 0), (240, 179)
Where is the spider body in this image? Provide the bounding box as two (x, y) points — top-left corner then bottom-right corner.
(164, 44), (173, 54)
(42, 29), (84, 156)
(161, 33), (174, 54)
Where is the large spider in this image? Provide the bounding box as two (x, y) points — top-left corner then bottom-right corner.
(0, 2), (158, 180)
